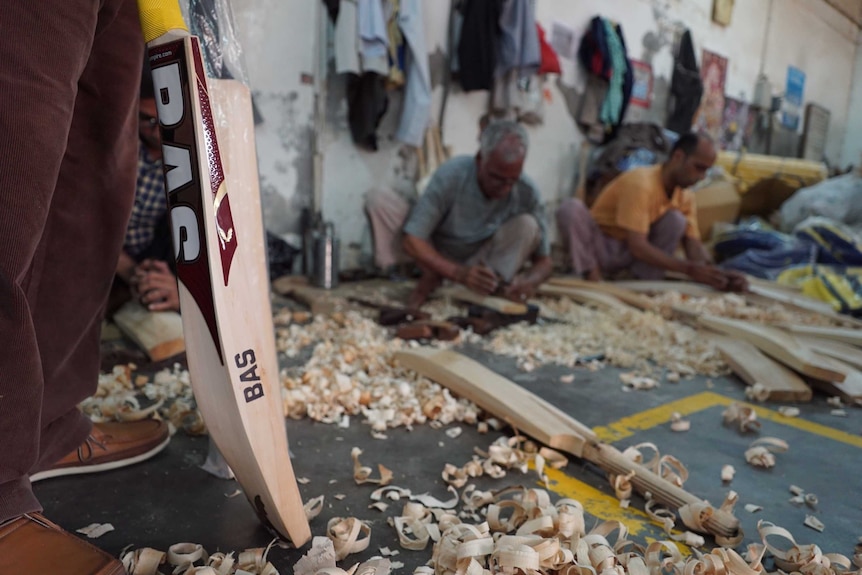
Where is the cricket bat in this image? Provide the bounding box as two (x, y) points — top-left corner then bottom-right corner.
(136, 0), (311, 546)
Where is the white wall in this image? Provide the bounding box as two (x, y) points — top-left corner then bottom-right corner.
(231, 0), (862, 269)
(842, 33), (862, 168)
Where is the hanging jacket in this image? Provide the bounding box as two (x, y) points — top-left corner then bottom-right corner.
(667, 29), (704, 134)
(496, 0), (540, 78)
(346, 72), (389, 151)
(457, 0), (501, 91)
(395, 0), (432, 146)
(578, 16), (612, 80)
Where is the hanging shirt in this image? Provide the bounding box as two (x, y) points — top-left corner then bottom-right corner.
(124, 146), (167, 257)
(590, 165), (700, 241)
(358, 0), (389, 75)
(395, 0), (431, 146)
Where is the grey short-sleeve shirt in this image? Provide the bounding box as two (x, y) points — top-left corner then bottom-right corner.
(402, 156), (550, 262)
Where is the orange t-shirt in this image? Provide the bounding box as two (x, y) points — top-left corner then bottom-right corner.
(589, 165), (700, 241)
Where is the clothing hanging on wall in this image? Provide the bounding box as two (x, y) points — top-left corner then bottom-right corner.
(576, 15), (633, 144)
(395, 0), (431, 147)
(666, 29), (703, 135)
(457, 0), (501, 91)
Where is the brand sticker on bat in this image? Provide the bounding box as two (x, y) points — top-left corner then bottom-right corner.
(234, 349), (265, 403)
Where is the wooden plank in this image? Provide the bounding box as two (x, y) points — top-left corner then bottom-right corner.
(537, 284), (636, 312)
(113, 301), (185, 362)
(547, 277), (657, 311)
(395, 348), (741, 539)
(747, 284), (837, 316)
(699, 315), (847, 382)
(711, 335), (812, 402)
(779, 324), (862, 347)
(806, 355), (862, 405)
(797, 336), (862, 370)
(272, 277), (348, 316)
(438, 286), (528, 315)
(612, 280), (719, 298)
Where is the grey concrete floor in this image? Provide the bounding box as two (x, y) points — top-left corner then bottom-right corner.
(34, 295), (862, 573)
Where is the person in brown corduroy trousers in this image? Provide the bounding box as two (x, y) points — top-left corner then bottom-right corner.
(0, 1), (171, 572)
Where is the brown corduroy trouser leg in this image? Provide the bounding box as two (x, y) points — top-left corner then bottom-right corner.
(0, 0), (143, 523)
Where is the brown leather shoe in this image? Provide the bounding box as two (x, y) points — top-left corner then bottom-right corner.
(30, 419), (170, 482)
(0, 513), (125, 574)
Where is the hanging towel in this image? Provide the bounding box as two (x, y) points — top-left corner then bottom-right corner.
(457, 0), (501, 91)
(395, 0), (432, 146)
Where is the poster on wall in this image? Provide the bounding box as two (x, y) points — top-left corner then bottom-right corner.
(712, 0), (735, 26)
(720, 97), (750, 151)
(782, 66), (806, 131)
(630, 60), (653, 108)
(693, 50), (728, 141)
(550, 21), (576, 60)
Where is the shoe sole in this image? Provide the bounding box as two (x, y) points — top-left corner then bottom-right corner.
(29, 435), (171, 483)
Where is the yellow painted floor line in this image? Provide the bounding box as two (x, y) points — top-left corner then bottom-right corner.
(543, 467), (652, 535)
(592, 391), (862, 449)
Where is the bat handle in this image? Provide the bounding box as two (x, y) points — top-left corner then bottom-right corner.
(136, 0), (188, 44)
(583, 442), (742, 539)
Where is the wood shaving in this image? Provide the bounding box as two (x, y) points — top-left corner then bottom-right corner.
(304, 495), (325, 520)
(828, 396), (844, 408)
(83, 363), (200, 434)
(278, 312), (480, 432)
(351, 447), (393, 486)
(666, 371), (680, 383)
(559, 374), (576, 383)
(378, 547), (398, 557)
(297, 477), (310, 484)
(723, 402), (761, 433)
(804, 515), (825, 532)
(831, 409), (848, 417)
(225, 489), (242, 498)
(294, 537), (337, 575)
(334, 494), (347, 500)
(790, 485), (806, 496)
(327, 517), (371, 560)
(76, 522), (114, 539)
(745, 437), (789, 468)
(670, 412), (691, 432)
(122, 541), (279, 575)
(721, 464), (735, 483)
(369, 502), (389, 512)
(621, 442), (689, 487)
(744, 504), (763, 513)
(445, 427), (463, 439)
(778, 406), (801, 417)
(476, 297), (726, 376)
(620, 372), (659, 390)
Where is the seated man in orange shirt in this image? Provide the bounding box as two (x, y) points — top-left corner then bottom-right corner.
(556, 133), (746, 291)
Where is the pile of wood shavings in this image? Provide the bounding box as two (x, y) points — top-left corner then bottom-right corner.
(649, 292), (840, 326)
(279, 311), (480, 431)
(80, 363), (202, 434)
(473, 297), (725, 377)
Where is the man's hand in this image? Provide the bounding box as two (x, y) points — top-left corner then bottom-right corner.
(725, 270), (749, 293)
(501, 275), (536, 302)
(456, 264), (500, 295)
(686, 262), (730, 291)
(133, 259), (180, 312)
(687, 263), (748, 292)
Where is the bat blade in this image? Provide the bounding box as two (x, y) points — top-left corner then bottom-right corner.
(147, 36), (310, 546)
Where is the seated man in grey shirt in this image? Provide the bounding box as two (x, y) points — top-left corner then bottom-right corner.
(365, 120), (552, 307)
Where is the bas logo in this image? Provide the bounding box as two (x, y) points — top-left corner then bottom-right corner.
(235, 349), (265, 403)
(151, 61), (199, 264)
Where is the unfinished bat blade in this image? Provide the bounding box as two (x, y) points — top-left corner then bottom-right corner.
(138, 0), (310, 546)
(395, 348), (741, 540)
